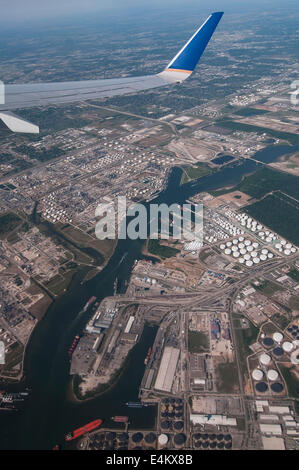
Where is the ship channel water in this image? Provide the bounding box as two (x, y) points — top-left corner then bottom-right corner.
(0, 144), (296, 449)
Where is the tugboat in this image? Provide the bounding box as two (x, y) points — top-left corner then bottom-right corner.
(68, 335), (80, 356)
(111, 416), (128, 423)
(144, 347), (152, 365)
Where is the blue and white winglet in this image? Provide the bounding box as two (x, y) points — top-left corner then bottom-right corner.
(0, 12), (223, 133)
(158, 11), (223, 83)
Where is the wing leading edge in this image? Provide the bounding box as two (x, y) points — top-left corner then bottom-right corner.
(0, 12), (223, 133)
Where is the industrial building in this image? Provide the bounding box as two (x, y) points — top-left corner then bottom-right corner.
(154, 346), (180, 393)
(259, 424), (282, 435)
(262, 436), (285, 450)
(190, 414), (237, 426)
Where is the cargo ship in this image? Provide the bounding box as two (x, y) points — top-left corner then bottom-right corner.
(0, 390), (29, 402)
(126, 402), (143, 408)
(0, 403), (17, 411)
(65, 419), (102, 441)
(111, 416), (128, 423)
(144, 347), (152, 365)
(83, 296), (97, 312)
(68, 335), (80, 356)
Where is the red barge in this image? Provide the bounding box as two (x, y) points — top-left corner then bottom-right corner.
(65, 419), (102, 441)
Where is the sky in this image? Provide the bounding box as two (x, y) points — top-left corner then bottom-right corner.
(0, 0), (296, 26)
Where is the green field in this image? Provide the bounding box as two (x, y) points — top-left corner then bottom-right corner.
(279, 365), (299, 398)
(181, 162), (215, 184)
(147, 239), (179, 259)
(217, 120), (299, 145)
(0, 213), (22, 237)
(210, 166), (299, 201)
(216, 361), (239, 393)
(245, 193), (299, 246)
(288, 269), (299, 283)
(233, 107), (269, 117)
(233, 316), (259, 376)
(271, 313), (290, 330)
(256, 280), (283, 296)
(188, 330), (209, 353)
(239, 167), (299, 200)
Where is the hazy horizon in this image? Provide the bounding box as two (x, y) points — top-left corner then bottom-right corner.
(1, 0), (297, 29)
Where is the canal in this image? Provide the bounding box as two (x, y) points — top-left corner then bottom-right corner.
(0, 144), (295, 449)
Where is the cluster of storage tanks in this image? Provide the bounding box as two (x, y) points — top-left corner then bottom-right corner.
(235, 213), (277, 240)
(42, 195), (72, 223)
(213, 215), (245, 238)
(230, 212), (297, 256)
(219, 237), (274, 267)
(274, 240), (297, 256)
(251, 330), (299, 394)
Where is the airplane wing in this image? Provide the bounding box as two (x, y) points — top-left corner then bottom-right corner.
(0, 12), (223, 133)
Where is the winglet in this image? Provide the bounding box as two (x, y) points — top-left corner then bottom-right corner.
(0, 111), (39, 133)
(158, 12), (223, 83)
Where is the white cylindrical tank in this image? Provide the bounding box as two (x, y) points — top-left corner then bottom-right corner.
(267, 369), (279, 381)
(252, 369), (263, 381)
(290, 349), (299, 365)
(158, 434), (168, 446)
(224, 248), (231, 255)
(259, 353), (271, 365)
(246, 260), (253, 267)
(282, 342), (294, 352)
(273, 332), (283, 343)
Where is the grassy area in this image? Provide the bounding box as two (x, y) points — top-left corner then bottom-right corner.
(209, 166), (299, 200)
(239, 167), (299, 200)
(288, 269), (299, 284)
(181, 162), (214, 184)
(233, 107), (269, 117)
(256, 280), (283, 296)
(233, 316), (259, 376)
(217, 120), (299, 145)
(289, 296), (299, 311)
(0, 213), (22, 237)
(280, 365), (299, 398)
(245, 193), (299, 246)
(271, 313), (290, 330)
(216, 361), (239, 393)
(147, 239), (179, 259)
(188, 330), (209, 353)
